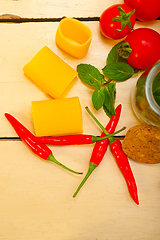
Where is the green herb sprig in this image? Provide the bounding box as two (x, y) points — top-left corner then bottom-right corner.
(77, 41), (140, 117)
(103, 41), (135, 81)
(77, 64), (116, 118)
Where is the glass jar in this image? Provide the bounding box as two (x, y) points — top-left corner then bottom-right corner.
(131, 61), (160, 127)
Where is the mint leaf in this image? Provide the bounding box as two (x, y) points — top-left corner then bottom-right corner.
(103, 105), (114, 119)
(103, 82), (116, 118)
(92, 88), (105, 110)
(107, 41), (127, 65)
(77, 63), (117, 117)
(102, 62), (134, 81)
(77, 64), (106, 87)
(152, 72), (160, 106)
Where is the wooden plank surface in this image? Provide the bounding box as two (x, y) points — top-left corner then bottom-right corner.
(0, 0), (123, 18)
(2, 20), (160, 137)
(0, 0), (160, 239)
(0, 141), (160, 240)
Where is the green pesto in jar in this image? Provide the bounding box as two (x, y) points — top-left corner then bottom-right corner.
(131, 62), (160, 127)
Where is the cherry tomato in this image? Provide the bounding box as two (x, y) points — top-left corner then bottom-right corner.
(124, 0), (160, 21)
(99, 4), (136, 40)
(124, 28), (160, 69)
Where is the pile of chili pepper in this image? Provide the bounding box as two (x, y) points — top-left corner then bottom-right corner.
(79, 105), (139, 205)
(73, 104), (122, 197)
(5, 105), (139, 205)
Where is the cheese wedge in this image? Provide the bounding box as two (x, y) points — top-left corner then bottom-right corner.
(23, 46), (78, 98)
(32, 97), (83, 136)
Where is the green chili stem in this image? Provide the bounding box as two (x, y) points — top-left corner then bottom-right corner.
(48, 153), (83, 175)
(92, 126), (126, 142)
(73, 162), (97, 197)
(85, 106), (125, 137)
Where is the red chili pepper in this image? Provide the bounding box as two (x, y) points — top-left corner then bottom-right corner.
(73, 104), (122, 197)
(34, 131), (124, 145)
(5, 113), (82, 175)
(84, 107), (139, 205)
(110, 138), (139, 205)
(35, 135), (95, 145)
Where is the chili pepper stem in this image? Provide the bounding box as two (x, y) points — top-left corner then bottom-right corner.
(47, 154), (83, 175)
(92, 127), (126, 143)
(86, 106), (125, 138)
(73, 162), (97, 197)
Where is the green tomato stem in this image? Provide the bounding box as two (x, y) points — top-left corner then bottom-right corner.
(117, 42), (132, 59)
(112, 6), (135, 31)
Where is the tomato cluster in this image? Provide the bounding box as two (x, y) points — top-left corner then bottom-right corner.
(99, 0), (160, 69)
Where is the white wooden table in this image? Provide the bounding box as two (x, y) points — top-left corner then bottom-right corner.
(0, 1), (160, 239)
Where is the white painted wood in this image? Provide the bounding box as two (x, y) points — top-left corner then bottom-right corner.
(2, 21), (160, 137)
(0, 1), (160, 238)
(0, 0), (123, 18)
(0, 141), (160, 240)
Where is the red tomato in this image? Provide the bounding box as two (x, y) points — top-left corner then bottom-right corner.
(99, 4), (136, 40)
(124, 28), (160, 69)
(124, 0), (160, 21)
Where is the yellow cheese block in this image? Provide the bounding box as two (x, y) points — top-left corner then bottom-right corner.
(23, 46), (78, 98)
(31, 97), (83, 136)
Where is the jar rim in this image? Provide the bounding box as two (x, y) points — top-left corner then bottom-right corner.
(145, 61), (160, 117)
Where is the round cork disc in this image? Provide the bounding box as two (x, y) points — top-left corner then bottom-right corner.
(122, 124), (160, 164)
